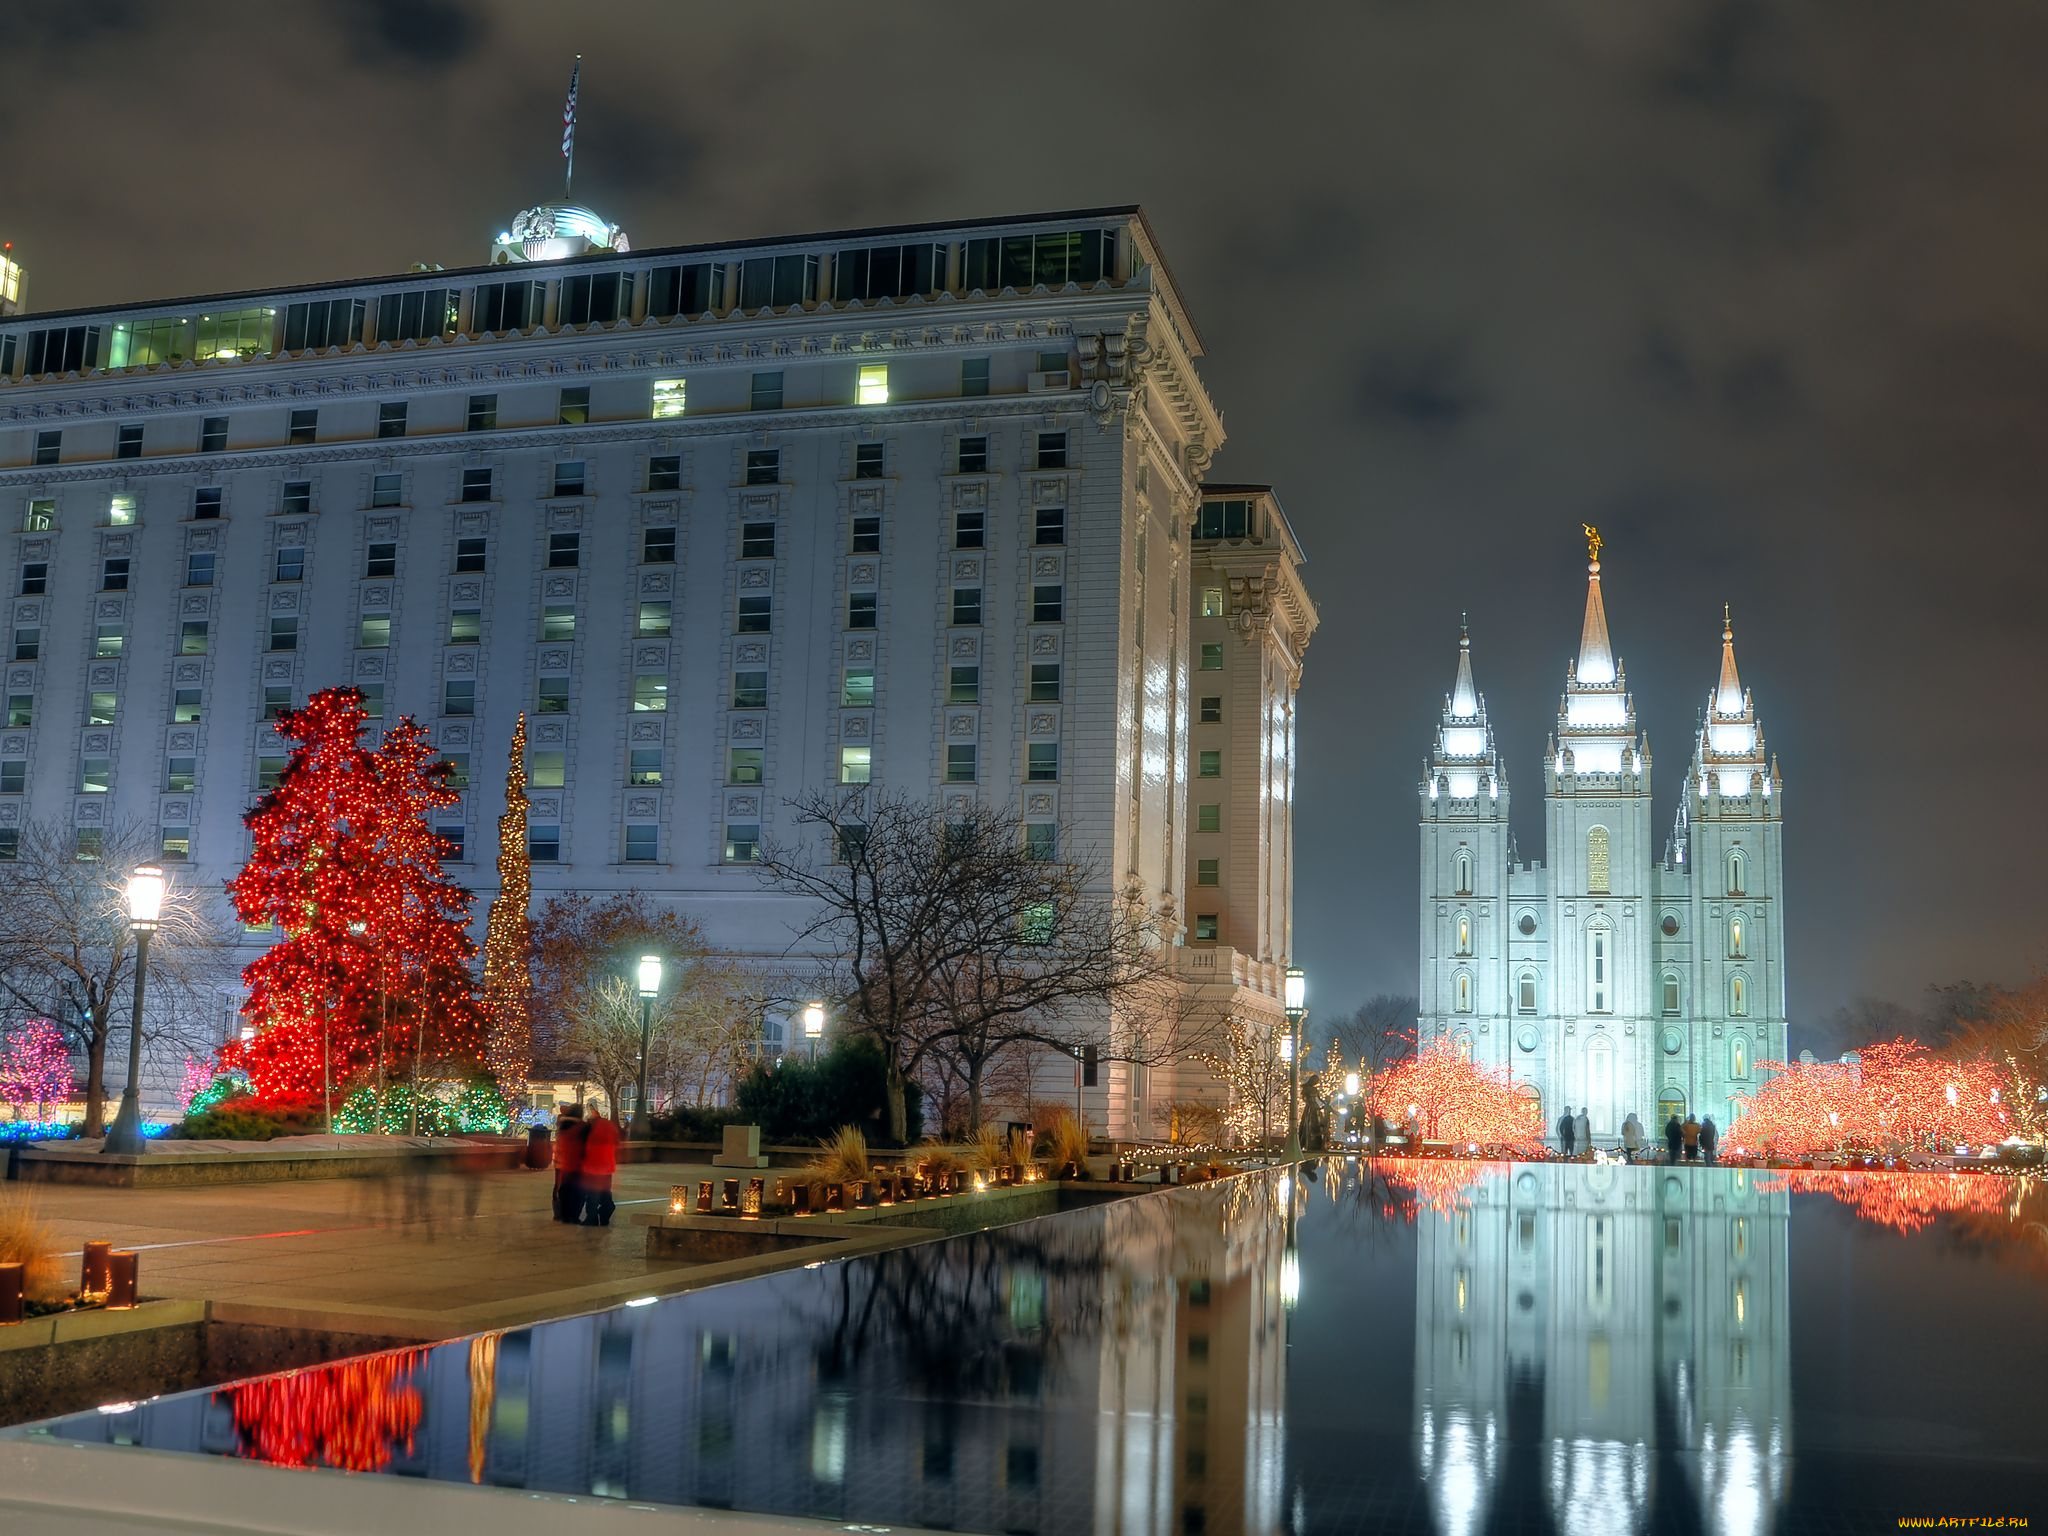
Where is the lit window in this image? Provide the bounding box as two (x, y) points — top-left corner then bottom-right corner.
(1730, 1037), (1749, 1079)
(841, 669), (875, 708)
(557, 386), (589, 426)
(1663, 975), (1680, 1015)
(94, 624), (123, 658)
(1456, 914), (1471, 954)
(1728, 915), (1745, 957)
(440, 754), (470, 789)
(80, 758), (112, 794)
(1519, 973), (1538, 1013)
(1194, 914), (1219, 942)
(628, 749), (663, 786)
(529, 751), (565, 789)
(652, 378), (687, 419)
(724, 823), (761, 863)
(638, 601), (671, 636)
(1455, 972), (1472, 1013)
(632, 675), (668, 711)
(108, 494), (137, 526)
(839, 746), (871, 784)
(448, 609), (481, 644)
(728, 748), (764, 785)
(264, 686), (293, 720)
(179, 621), (208, 655)
(88, 690), (118, 725)
(4, 695), (30, 728)
(21, 500), (54, 533)
(541, 605), (576, 642)
(1730, 973), (1747, 1016)
(160, 827), (190, 861)
(358, 683), (384, 719)
(1589, 927), (1610, 1013)
(857, 363), (889, 405)
(73, 827), (104, 861)
(357, 613), (391, 649)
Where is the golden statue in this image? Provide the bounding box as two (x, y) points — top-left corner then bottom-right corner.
(1582, 523), (1603, 563)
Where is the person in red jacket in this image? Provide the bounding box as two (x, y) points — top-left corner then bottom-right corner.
(579, 1109), (620, 1227)
(551, 1104), (586, 1223)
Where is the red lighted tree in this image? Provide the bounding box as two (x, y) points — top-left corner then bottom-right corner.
(223, 1347), (428, 1472)
(1364, 1036), (1545, 1155)
(0, 1019), (72, 1119)
(1733, 1038), (2009, 1159)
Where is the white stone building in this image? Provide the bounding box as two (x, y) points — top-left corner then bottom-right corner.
(1419, 537), (1787, 1139)
(0, 204), (1310, 1134)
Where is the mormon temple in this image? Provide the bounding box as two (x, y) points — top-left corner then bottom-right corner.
(1418, 531), (1787, 1138)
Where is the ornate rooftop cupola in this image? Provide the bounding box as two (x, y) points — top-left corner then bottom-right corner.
(1423, 617), (1507, 812)
(1684, 605), (1779, 820)
(1546, 526), (1648, 795)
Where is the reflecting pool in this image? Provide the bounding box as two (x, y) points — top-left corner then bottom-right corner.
(16, 1160), (2048, 1533)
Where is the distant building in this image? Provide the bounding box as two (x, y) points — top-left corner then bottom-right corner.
(1419, 536), (1787, 1138)
(0, 206), (1312, 1133)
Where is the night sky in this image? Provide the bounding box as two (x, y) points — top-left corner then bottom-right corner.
(6, 2), (2044, 1034)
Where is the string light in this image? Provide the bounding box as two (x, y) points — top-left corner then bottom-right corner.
(1734, 1039), (2009, 1160)
(223, 1347), (428, 1472)
(1364, 1037), (1545, 1155)
(481, 712), (534, 1101)
(0, 1020), (72, 1118)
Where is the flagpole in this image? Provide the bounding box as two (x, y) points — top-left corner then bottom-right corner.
(563, 55), (581, 199)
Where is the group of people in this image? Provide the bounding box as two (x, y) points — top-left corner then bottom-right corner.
(1555, 1106), (1721, 1164)
(551, 1104), (620, 1226)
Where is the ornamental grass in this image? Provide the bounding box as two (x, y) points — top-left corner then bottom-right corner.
(1047, 1111), (1091, 1172)
(0, 1189), (60, 1300)
(972, 1124), (1007, 1172)
(807, 1125), (870, 1185)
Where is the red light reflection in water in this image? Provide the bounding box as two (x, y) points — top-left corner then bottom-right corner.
(222, 1346), (429, 1472)
(1382, 1159), (1489, 1218)
(1759, 1168), (2014, 1234)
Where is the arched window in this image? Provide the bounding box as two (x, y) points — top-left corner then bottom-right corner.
(1455, 912), (1472, 955)
(1454, 849), (1472, 896)
(1730, 1036), (1749, 1079)
(1454, 970), (1473, 1013)
(1728, 914), (1745, 958)
(1661, 973), (1681, 1015)
(1587, 922), (1612, 1013)
(1727, 849), (1746, 896)
(1587, 826), (1611, 894)
(1729, 972), (1747, 1016)
(1517, 970), (1538, 1014)
(1454, 1031), (1473, 1063)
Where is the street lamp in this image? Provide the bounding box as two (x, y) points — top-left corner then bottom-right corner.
(101, 866), (166, 1156)
(1283, 966), (1306, 1162)
(802, 1001), (825, 1063)
(633, 954), (663, 1139)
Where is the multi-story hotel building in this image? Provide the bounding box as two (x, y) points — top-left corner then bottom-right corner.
(0, 203), (1314, 1135)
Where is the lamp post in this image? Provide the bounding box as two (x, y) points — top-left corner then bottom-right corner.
(634, 954), (663, 1139)
(1283, 966), (1306, 1162)
(1344, 1069), (1361, 1146)
(802, 1000), (825, 1064)
(101, 865), (166, 1156)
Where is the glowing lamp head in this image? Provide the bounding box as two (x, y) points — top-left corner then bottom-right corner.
(636, 954), (663, 999)
(1284, 967), (1306, 1013)
(125, 865), (166, 930)
(1344, 1071), (1361, 1098)
(802, 1001), (825, 1040)
(1280, 1246), (1301, 1310)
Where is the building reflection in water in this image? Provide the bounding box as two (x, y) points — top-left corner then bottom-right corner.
(1408, 1161), (1789, 1536)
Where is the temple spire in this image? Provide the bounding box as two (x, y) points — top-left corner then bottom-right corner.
(1450, 613), (1478, 717)
(1576, 525), (1616, 684)
(1715, 603), (1743, 713)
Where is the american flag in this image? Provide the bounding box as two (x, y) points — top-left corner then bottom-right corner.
(562, 58), (580, 163)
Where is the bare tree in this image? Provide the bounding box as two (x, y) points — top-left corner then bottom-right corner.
(0, 818), (233, 1132)
(1330, 993), (1418, 1077)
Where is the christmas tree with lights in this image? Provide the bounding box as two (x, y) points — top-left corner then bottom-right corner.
(480, 713), (533, 1101)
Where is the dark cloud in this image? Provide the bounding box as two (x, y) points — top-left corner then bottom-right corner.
(1353, 344), (1485, 433)
(330, 0), (488, 71)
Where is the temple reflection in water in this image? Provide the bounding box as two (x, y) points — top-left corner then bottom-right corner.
(1409, 1161), (1789, 1536)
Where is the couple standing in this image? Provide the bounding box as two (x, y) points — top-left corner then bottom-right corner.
(551, 1104), (619, 1226)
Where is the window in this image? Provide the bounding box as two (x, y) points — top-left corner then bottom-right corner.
(1195, 498), (1257, 541)
(1730, 1037), (1749, 1079)
(961, 357), (990, 396)
(357, 613), (390, 649)
(461, 467), (494, 502)
(836, 822), (869, 863)
(173, 689), (202, 723)
(849, 513), (882, 553)
(20, 562), (48, 595)
(1727, 850), (1746, 896)
(364, 541), (397, 579)
(728, 747), (764, 785)
(1588, 925), (1611, 1013)
(192, 487), (223, 520)
(854, 442), (885, 479)
(648, 453), (681, 491)
(949, 665), (980, 704)
(282, 297), (366, 350)
(952, 587), (982, 626)
(833, 241), (942, 301)
(1196, 802), (1220, 833)
(165, 757), (196, 792)
(945, 744), (978, 782)
(4, 695), (29, 728)
(263, 686), (292, 720)
(371, 474), (402, 509)
(102, 556), (130, 591)
(378, 287), (456, 343)
(1202, 587), (1225, 619)
(11, 628), (37, 662)
(1037, 350), (1069, 376)
(632, 675), (668, 712)
(376, 400), (407, 440)
(528, 824), (560, 862)
(739, 254), (817, 310)
(94, 624), (124, 658)
(647, 262), (716, 319)
(108, 494), (137, 526)
(841, 668), (875, 708)
(448, 609), (480, 643)
(1036, 432), (1068, 470)
(22, 499), (54, 532)
(1728, 915), (1746, 958)
(539, 604), (576, 642)
(547, 532), (580, 569)
(1730, 973), (1748, 1016)
(1198, 750), (1222, 778)
(1010, 823), (1053, 864)
(1587, 826), (1611, 894)
(637, 600), (671, 637)
(1663, 974), (1681, 1015)
(957, 436), (988, 474)
(628, 749), (663, 786)
(1200, 643), (1224, 670)
(740, 520), (776, 559)
(443, 679), (475, 715)
(0, 763), (21, 793)
(1196, 857), (1220, 886)
(1455, 972), (1472, 1013)
(529, 750), (566, 789)
(33, 430), (61, 466)
(552, 460), (585, 497)
(847, 592), (877, 629)
(749, 371), (784, 412)
(1194, 914), (1219, 943)
(465, 393), (497, 432)
(724, 823), (761, 863)
(536, 676), (569, 713)
(274, 544), (304, 582)
(80, 758), (112, 794)
(88, 690), (118, 725)
(839, 746), (871, 784)
(1032, 585), (1064, 622)
(963, 228), (1116, 290)
(650, 377), (688, 420)
(1519, 972), (1539, 1013)
(116, 423), (144, 460)
(437, 824), (464, 861)
(268, 616), (299, 651)
(857, 364), (889, 405)
(1454, 850), (1472, 895)
(954, 509), (984, 549)
(1035, 507), (1066, 546)
(283, 481), (313, 516)
(1198, 696), (1222, 724)
(1027, 743), (1059, 781)
(736, 595), (772, 632)
(73, 826), (105, 862)
(288, 408), (318, 445)
(472, 280), (539, 333)
(559, 272), (633, 327)
(455, 536), (487, 571)
(624, 825), (659, 863)
(1456, 913), (1472, 954)
(184, 551), (214, 586)
(440, 753), (470, 789)
(199, 416), (229, 453)
(732, 671), (767, 709)
(745, 448), (780, 484)
(1029, 663), (1062, 702)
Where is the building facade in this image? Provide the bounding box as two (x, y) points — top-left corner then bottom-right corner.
(0, 205), (1309, 1134)
(1419, 538), (1786, 1138)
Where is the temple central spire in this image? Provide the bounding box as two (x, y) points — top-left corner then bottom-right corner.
(1576, 526), (1616, 685)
